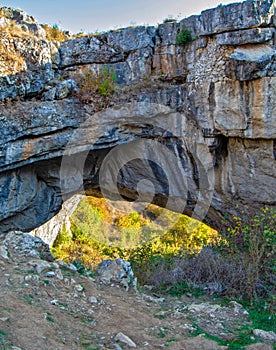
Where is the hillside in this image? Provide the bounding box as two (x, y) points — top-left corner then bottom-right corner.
(0, 232), (275, 350)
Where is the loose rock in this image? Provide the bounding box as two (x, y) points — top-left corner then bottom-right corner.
(115, 332), (137, 348)
(97, 259), (136, 291)
(253, 329), (276, 342)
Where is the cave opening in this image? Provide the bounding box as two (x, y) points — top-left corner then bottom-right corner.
(50, 194), (218, 273)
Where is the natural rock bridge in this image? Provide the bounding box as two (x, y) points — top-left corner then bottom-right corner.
(0, 0), (275, 234)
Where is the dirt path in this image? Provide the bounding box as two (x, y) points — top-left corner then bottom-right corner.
(0, 233), (274, 350)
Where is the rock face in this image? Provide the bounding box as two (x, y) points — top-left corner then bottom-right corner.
(0, 0), (275, 234)
(30, 194), (84, 246)
(2, 231), (54, 262)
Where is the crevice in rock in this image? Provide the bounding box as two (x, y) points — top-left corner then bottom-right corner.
(213, 135), (229, 168)
(13, 125), (76, 141)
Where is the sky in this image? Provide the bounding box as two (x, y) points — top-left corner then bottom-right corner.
(0, 0), (240, 33)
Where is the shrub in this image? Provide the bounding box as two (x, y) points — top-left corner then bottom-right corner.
(97, 65), (117, 96)
(70, 197), (107, 244)
(75, 65), (117, 104)
(53, 224), (72, 246)
(220, 206), (276, 301)
(115, 212), (148, 229)
(41, 24), (68, 42)
(176, 27), (192, 46)
(130, 206), (275, 305)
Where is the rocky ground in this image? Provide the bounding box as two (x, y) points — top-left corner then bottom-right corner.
(0, 232), (275, 350)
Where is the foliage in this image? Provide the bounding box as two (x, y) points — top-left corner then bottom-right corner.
(53, 223), (72, 246)
(41, 24), (68, 42)
(220, 206), (276, 301)
(134, 206), (276, 306)
(52, 196), (218, 275)
(47, 201), (276, 350)
(176, 27), (192, 46)
(52, 196), (275, 307)
(97, 65), (117, 96)
(52, 224), (122, 269)
(70, 198), (104, 241)
(75, 65), (117, 104)
(115, 211), (147, 228)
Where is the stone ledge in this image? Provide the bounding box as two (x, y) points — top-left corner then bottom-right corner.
(217, 28), (275, 46)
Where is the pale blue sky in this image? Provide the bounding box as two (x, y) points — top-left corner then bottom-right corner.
(1, 0), (240, 33)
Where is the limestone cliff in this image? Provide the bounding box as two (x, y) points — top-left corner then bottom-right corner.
(0, 0), (275, 234)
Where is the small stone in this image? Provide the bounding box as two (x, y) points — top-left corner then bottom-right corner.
(55, 269), (63, 280)
(115, 332), (137, 348)
(143, 285), (154, 291)
(142, 294), (165, 303)
(89, 296), (98, 304)
(68, 264), (78, 271)
(75, 284), (84, 292)
(113, 343), (123, 350)
(253, 329), (276, 342)
(43, 87), (56, 101)
(51, 299), (58, 305)
(57, 260), (68, 268)
(0, 317), (9, 322)
(24, 275), (33, 281)
(28, 260), (52, 274)
(0, 245), (9, 260)
(228, 301), (249, 315)
(44, 271), (55, 278)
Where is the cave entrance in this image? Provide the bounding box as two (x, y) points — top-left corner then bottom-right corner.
(49, 194), (218, 271)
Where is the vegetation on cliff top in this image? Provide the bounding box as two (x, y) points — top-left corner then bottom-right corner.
(176, 27), (193, 46)
(41, 24), (68, 42)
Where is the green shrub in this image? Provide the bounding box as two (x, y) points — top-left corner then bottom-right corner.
(75, 65), (117, 104)
(115, 212), (148, 229)
(130, 206), (275, 306)
(220, 206), (276, 301)
(176, 27), (192, 46)
(53, 224), (72, 246)
(97, 65), (117, 96)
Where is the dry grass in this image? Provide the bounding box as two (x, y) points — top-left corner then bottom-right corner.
(134, 246), (275, 305)
(41, 24), (68, 42)
(0, 21), (35, 39)
(0, 42), (26, 76)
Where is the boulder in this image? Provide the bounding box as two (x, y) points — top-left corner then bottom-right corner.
(97, 258), (137, 291)
(1, 231), (54, 262)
